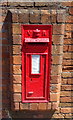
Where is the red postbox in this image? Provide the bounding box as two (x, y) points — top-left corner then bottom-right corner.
(22, 25), (52, 103)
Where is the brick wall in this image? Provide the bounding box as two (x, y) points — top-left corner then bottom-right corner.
(1, 1), (73, 119)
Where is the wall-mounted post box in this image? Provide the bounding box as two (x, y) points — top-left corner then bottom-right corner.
(22, 25), (52, 103)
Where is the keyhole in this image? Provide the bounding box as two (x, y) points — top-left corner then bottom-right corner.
(30, 78), (32, 81)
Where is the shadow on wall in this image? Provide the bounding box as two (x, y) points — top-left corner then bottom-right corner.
(10, 110), (55, 118)
(2, 10), (12, 118)
(71, 31), (73, 115)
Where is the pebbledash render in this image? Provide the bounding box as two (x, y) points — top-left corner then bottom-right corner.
(1, 1), (73, 119)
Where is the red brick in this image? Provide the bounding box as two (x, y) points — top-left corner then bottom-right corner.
(2, 9), (7, 14)
(52, 55), (62, 65)
(52, 113), (64, 118)
(52, 45), (63, 55)
(0, 8), (2, 13)
(60, 97), (72, 102)
(20, 2), (34, 6)
(12, 35), (21, 44)
(63, 66), (73, 72)
(30, 10), (40, 23)
(57, 10), (66, 23)
(53, 24), (65, 35)
(65, 113), (73, 118)
(11, 75), (21, 83)
(11, 65), (21, 74)
(0, 86), (2, 92)
(51, 75), (61, 84)
(0, 111), (2, 119)
(50, 10), (56, 23)
(2, 58), (9, 65)
(12, 55), (21, 64)
(67, 78), (73, 84)
(61, 108), (73, 113)
(63, 53), (73, 59)
(0, 24), (8, 31)
(60, 103), (73, 107)
(65, 24), (73, 31)
(11, 9), (18, 23)
(50, 84), (61, 93)
(8, 2), (33, 6)
(12, 45), (21, 55)
(61, 2), (73, 7)
(64, 39), (73, 44)
(62, 78), (73, 85)
(11, 84), (21, 92)
(2, 79), (8, 85)
(2, 99), (9, 104)
(63, 45), (73, 52)
(61, 78), (69, 84)
(30, 103), (38, 110)
(0, 2), (7, 6)
(69, 7), (73, 15)
(50, 93), (60, 102)
(2, 39), (8, 44)
(2, 73), (9, 79)
(61, 91), (72, 96)
(12, 93), (21, 102)
(2, 65), (10, 72)
(12, 24), (21, 34)
(19, 103), (29, 110)
(52, 102), (59, 110)
(51, 65), (62, 75)
(64, 31), (71, 39)
(64, 78), (73, 85)
(2, 45), (9, 53)
(7, 2), (18, 6)
(63, 59), (73, 66)
(41, 10), (50, 24)
(2, 52), (9, 58)
(66, 15), (73, 23)
(52, 35), (64, 45)
(35, 2), (49, 6)
(0, 24), (2, 31)
(18, 9), (29, 23)
(47, 103), (51, 109)
(61, 85), (73, 90)
(11, 102), (19, 111)
(0, 32), (8, 38)
(1, 86), (7, 92)
(62, 72), (73, 78)
(2, 15), (7, 22)
(38, 103), (47, 110)
(12, 13), (18, 23)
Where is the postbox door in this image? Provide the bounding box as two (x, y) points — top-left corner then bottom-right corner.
(25, 54), (48, 100)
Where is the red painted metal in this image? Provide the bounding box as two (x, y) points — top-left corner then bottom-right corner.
(22, 25), (52, 103)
